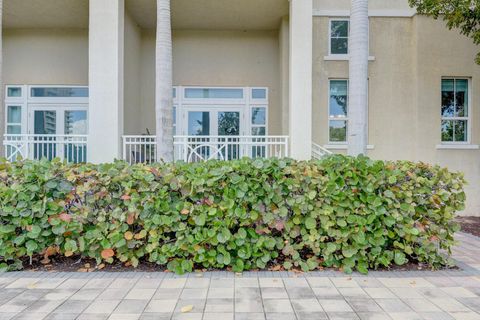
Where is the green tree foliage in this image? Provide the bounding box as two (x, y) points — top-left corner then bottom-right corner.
(409, 0), (480, 63)
(0, 156), (465, 274)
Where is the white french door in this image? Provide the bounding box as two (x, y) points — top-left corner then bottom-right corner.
(183, 107), (244, 136)
(180, 106), (245, 161)
(27, 105), (88, 161)
(28, 105), (88, 135)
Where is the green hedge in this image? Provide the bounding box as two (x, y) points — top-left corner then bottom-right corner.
(0, 155), (465, 274)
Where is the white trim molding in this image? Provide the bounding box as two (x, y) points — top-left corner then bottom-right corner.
(324, 55), (376, 61)
(324, 144), (375, 150)
(436, 144), (480, 150)
(313, 9), (417, 18)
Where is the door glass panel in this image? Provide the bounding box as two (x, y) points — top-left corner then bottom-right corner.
(218, 112), (240, 136)
(187, 111), (211, 162)
(34, 111), (57, 134)
(188, 111), (210, 136)
(64, 111), (87, 163)
(64, 110), (87, 135)
(218, 112), (240, 160)
(33, 110), (57, 160)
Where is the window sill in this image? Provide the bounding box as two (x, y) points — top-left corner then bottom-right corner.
(324, 144), (375, 150)
(436, 144), (479, 150)
(324, 55), (376, 61)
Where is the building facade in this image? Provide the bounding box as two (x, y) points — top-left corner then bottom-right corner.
(2, 0), (480, 215)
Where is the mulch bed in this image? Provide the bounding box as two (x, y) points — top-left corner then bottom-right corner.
(19, 255), (456, 274)
(457, 216), (480, 237)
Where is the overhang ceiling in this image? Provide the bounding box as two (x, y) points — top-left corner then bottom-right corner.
(3, 0), (289, 30)
(127, 0), (290, 30)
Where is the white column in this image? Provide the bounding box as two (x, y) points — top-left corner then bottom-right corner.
(348, 0), (369, 156)
(289, 0), (313, 160)
(88, 0), (124, 163)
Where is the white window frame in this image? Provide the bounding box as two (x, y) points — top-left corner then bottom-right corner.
(325, 18), (375, 61)
(329, 18), (350, 57)
(4, 85), (89, 136)
(27, 85), (88, 104)
(181, 86), (246, 105)
(5, 85), (27, 135)
(174, 86), (269, 137)
(440, 77), (472, 145)
(328, 79), (349, 144)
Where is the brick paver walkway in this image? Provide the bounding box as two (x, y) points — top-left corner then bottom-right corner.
(1, 233), (480, 320)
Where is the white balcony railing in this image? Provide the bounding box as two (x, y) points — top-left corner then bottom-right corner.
(122, 135), (289, 164)
(3, 134), (88, 163)
(312, 142), (332, 160)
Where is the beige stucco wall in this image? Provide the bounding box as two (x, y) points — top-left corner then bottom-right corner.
(3, 28), (88, 85)
(138, 29), (282, 135)
(123, 12), (142, 135)
(313, 15), (480, 215)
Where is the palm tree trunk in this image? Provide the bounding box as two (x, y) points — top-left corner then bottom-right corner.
(155, 0), (174, 162)
(347, 0), (369, 156)
(0, 0), (4, 157)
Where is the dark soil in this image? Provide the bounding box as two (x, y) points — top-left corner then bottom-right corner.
(457, 216), (480, 237)
(21, 255), (166, 273)
(19, 254), (458, 274)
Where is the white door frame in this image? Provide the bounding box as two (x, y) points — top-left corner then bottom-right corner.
(180, 105), (246, 136)
(28, 104), (88, 135)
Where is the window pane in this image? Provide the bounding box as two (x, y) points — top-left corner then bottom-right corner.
(441, 120), (454, 142)
(188, 111), (210, 136)
(252, 89), (267, 99)
(31, 87), (88, 98)
(331, 20), (349, 37)
(185, 88), (243, 99)
(7, 87), (22, 97)
(64, 111), (87, 135)
(455, 79), (468, 117)
(7, 125), (21, 134)
(172, 88), (177, 99)
(7, 106), (21, 123)
(454, 120), (468, 142)
(331, 38), (348, 55)
(329, 120), (347, 142)
(252, 127), (266, 136)
(330, 80), (348, 117)
(251, 107), (266, 125)
(441, 79), (455, 117)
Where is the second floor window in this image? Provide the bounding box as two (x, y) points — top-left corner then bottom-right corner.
(441, 78), (470, 143)
(330, 20), (349, 55)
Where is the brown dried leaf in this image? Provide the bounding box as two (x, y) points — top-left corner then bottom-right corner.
(101, 248), (115, 259)
(127, 213), (135, 225)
